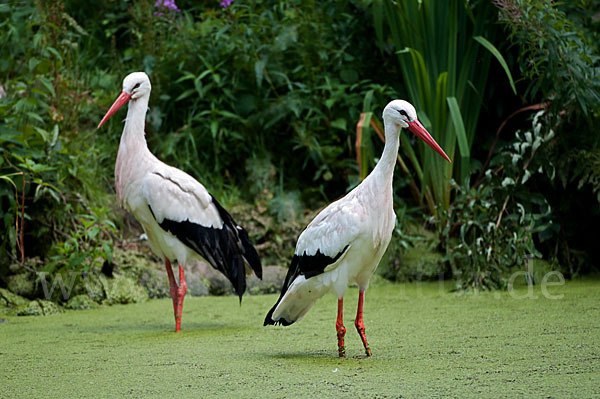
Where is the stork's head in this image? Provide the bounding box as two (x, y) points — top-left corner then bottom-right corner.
(383, 99), (451, 163)
(97, 72), (151, 129)
(122, 72), (151, 100)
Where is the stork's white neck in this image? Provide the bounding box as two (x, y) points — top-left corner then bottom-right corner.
(115, 94), (151, 202)
(370, 118), (400, 183)
(355, 117), (399, 248)
(121, 95), (150, 149)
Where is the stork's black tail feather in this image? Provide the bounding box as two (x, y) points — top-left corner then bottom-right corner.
(264, 301), (294, 326)
(151, 197), (262, 301)
(263, 255), (300, 326)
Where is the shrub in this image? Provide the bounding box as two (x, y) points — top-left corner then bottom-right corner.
(438, 111), (557, 290)
(494, 0), (600, 274)
(0, 1), (118, 280)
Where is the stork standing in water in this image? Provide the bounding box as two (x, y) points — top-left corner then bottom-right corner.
(264, 100), (450, 357)
(98, 72), (262, 332)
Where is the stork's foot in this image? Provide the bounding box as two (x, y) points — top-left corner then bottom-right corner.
(355, 289), (372, 357)
(337, 325), (346, 358)
(355, 325), (372, 357)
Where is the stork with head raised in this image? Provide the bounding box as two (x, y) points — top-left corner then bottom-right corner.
(98, 72), (262, 332)
(264, 99), (450, 357)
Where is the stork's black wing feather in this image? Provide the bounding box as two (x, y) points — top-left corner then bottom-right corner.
(210, 197), (262, 279)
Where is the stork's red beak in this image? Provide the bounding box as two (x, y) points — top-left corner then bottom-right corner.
(97, 91), (133, 129)
(407, 119), (451, 163)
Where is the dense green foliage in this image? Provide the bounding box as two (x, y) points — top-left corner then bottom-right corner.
(435, 111), (558, 290)
(0, 2), (117, 278)
(0, 0), (599, 294)
(494, 0), (600, 277)
(496, 0), (600, 117)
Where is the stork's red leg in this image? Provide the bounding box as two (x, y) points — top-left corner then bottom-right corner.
(165, 259), (178, 315)
(164, 259), (187, 332)
(355, 289), (372, 357)
(175, 265), (187, 331)
(336, 298), (346, 358)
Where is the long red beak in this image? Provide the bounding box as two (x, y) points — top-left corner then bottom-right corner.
(97, 91), (133, 129)
(407, 119), (451, 163)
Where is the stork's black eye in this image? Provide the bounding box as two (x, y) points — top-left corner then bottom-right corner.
(133, 82), (141, 90)
(397, 109), (408, 117)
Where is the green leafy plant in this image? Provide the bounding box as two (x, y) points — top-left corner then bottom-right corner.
(438, 111), (557, 290)
(437, 181), (538, 290)
(0, 1), (118, 280)
(494, 0), (600, 274)
(44, 208), (117, 275)
(494, 0), (600, 199)
(494, 0), (600, 118)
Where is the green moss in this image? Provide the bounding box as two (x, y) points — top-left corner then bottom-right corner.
(6, 273), (36, 298)
(78, 273), (106, 303)
(0, 287), (28, 311)
(0, 279), (598, 397)
(112, 248), (169, 298)
(15, 300), (44, 316)
(102, 273), (149, 305)
(15, 299), (63, 316)
(39, 300), (62, 315)
(65, 294), (98, 310)
(400, 245), (444, 279)
(380, 224), (445, 282)
(70, 271), (150, 305)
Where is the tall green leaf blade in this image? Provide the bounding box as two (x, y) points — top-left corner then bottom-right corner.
(372, 0), (385, 44)
(400, 135), (424, 184)
(474, 35), (517, 95)
(358, 112), (374, 181)
(397, 47), (431, 110)
(447, 96), (470, 182)
(446, 97), (469, 159)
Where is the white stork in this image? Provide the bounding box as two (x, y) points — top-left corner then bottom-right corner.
(264, 99), (450, 357)
(97, 72), (262, 332)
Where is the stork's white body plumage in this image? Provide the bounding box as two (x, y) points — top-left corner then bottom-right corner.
(99, 72), (262, 332)
(116, 138), (221, 267)
(265, 99), (450, 357)
(271, 169), (395, 323)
